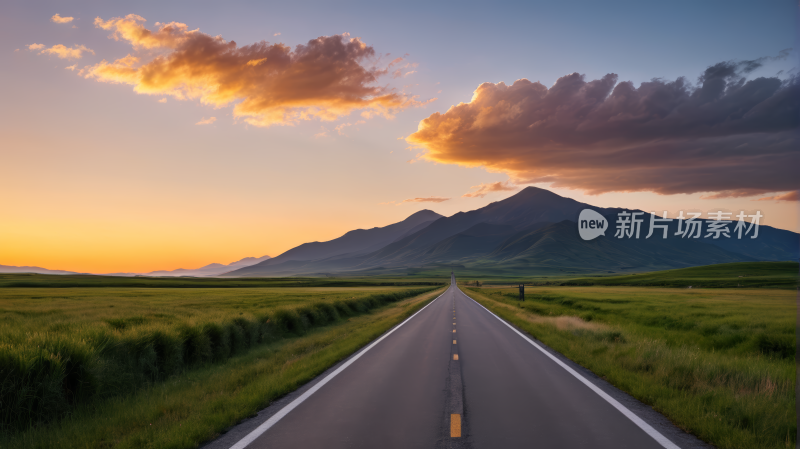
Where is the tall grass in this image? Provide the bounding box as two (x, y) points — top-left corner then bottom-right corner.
(464, 286), (796, 449)
(0, 287), (444, 449)
(0, 287), (435, 433)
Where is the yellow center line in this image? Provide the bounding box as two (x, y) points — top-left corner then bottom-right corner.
(453, 340), (457, 344)
(453, 354), (458, 360)
(451, 414), (461, 437)
(453, 329), (456, 333)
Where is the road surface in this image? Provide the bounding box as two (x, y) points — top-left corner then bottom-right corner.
(208, 275), (707, 449)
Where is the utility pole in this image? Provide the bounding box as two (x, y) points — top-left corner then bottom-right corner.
(519, 283), (524, 301)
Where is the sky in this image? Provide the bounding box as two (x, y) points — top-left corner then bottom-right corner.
(1, 0), (798, 274)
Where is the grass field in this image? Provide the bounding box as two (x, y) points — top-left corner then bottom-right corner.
(425, 261), (799, 288)
(0, 283), (440, 434)
(463, 285), (796, 449)
(0, 286), (445, 448)
(562, 261), (799, 289)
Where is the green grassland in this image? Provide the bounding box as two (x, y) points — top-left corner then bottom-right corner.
(562, 261), (799, 289)
(0, 283), (441, 436)
(463, 285), (796, 449)
(0, 286), (445, 449)
(450, 261), (799, 288)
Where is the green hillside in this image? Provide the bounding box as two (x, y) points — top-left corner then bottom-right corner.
(562, 261), (798, 288)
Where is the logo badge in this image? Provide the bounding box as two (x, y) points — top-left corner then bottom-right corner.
(578, 209), (608, 241)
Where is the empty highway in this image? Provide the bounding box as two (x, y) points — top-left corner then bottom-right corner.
(208, 276), (705, 449)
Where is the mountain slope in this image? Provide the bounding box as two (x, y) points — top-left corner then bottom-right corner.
(356, 187), (597, 267)
(485, 220), (754, 272)
(226, 210), (443, 276)
(0, 264), (80, 275)
(225, 187), (799, 277)
(145, 255), (272, 277)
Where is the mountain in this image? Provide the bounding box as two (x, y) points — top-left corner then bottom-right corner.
(0, 264), (80, 275)
(227, 187), (799, 277)
(143, 255), (272, 277)
(229, 210), (443, 276)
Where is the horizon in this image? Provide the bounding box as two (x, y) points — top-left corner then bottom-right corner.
(4, 186), (796, 275)
(2, 0), (798, 273)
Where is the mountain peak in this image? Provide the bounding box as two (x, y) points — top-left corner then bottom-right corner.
(406, 209), (443, 220)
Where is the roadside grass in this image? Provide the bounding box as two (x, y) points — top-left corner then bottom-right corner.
(0, 286), (439, 433)
(463, 286), (796, 449)
(0, 286), (444, 449)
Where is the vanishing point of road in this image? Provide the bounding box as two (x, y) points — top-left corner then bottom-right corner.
(205, 275), (710, 449)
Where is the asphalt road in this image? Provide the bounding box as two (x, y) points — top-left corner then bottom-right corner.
(214, 275), (706, 449)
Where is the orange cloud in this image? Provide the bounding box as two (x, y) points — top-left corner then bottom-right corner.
(38, 44), (95, 59)
(335, 120), (365, 136)
(158, 98), (167, 103)
(398, 197), (450, 204)
(27, 43), (45, 50)
(65, 64), (77, 71)
(84, 15), (426, 127)
(408, 58), (799, 198)
(462, 181), (517, 198)
(757, 191), (798, 202)
(195, 117), (216, 125)
(51, 14), (74, 24)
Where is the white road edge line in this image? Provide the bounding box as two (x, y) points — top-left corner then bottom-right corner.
(228, 287), (451, 449)
(458, 288), (681, 449)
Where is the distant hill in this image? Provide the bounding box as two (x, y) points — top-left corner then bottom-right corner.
(0, 264), (80, 275)
(0, 256), (272, 277)
(144, 255), (272, 277)
(228, 187), (799, 277)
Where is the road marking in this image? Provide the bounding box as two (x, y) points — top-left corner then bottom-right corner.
(227, 288), (451, 449)
(458, 289), (681, 449)
(453, 329), (456, 333)
(450, 414), (461, 437)
(453, 354), (459, 360)
(453, 340), (457, 344)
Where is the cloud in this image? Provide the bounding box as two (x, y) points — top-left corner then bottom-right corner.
(756, 191), (798, 202)
(158, 98), (167, 103)
(195, 116), (216, 125)
(65, 64), (77, 71)
(314, 126), (328, 138)
(274, 32), (281, 36)
(27, 43), (45, 50)
(407, 55), (800, 199)
(38, 44), (94, 59)
(398, 197), (450, 204)
(403, 71), (417, 78)
(462, 181), (517, 198)
(335, 120), (365, 135)
(84, 14), (427, 127)
(51, 14), (74, 24)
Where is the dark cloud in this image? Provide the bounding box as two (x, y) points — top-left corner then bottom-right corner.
(407, 55), (799, 197)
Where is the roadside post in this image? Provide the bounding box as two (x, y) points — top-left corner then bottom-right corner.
(519, 283), (524, 301)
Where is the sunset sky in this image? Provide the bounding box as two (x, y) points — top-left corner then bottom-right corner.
(2, 0), (798, 274)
